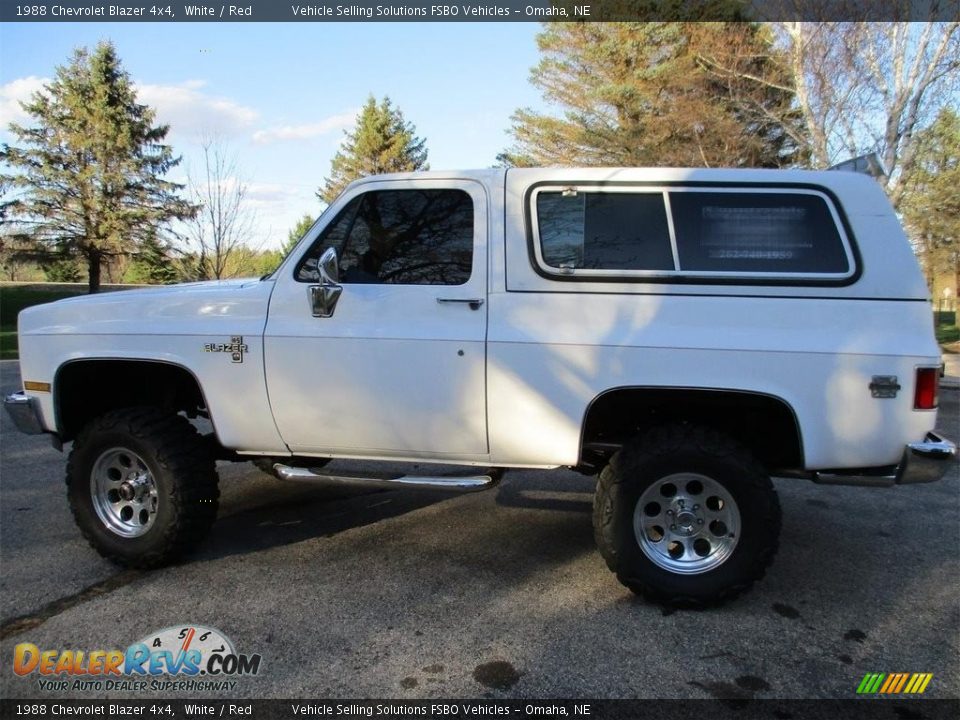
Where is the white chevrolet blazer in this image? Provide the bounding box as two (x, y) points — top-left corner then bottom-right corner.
(5, 167), (955, 606)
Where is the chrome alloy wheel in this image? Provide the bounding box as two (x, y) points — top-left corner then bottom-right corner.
(90, 447), (159, 538)
(633, 472), (741, 575)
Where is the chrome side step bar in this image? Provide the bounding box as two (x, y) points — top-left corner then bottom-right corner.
(272, 464), (503, 493)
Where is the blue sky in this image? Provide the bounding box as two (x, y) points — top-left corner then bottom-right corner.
(0, 22), (546, 248)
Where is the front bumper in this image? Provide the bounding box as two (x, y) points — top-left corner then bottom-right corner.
(815, 431), (957, 487)
(3, 392), (46, 435)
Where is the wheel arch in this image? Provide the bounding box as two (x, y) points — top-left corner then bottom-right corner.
(54, 358), (216, 444)
(578, 386), (805, 473)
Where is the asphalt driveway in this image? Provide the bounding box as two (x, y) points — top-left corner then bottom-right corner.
(1, 359), (957, 700)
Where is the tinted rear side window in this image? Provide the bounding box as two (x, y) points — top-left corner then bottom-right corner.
(537, 191), (674, 271)
(531, 186), (853, 281)
(669, 192), (849, 274)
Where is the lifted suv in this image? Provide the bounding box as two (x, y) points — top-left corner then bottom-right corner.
(6, 167), (955, 605)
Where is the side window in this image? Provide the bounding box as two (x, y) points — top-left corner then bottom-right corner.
(295, 195), (363, 282)
(669, 192), (849, 274)
(531, 186), (854, 280)
(537, 191), (674, 271)
(296, 189), (474, 285)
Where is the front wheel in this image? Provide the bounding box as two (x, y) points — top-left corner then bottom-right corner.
(593, 424), (781, 606)
(66, 407), (219, 568)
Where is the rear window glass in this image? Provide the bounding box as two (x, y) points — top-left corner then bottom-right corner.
(669, 192), (849, 274)
(536, 192), (673, 271)
(532, 187), (852, 280)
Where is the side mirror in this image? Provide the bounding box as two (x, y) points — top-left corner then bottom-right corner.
(309, 247), (342, 318)
(318, 247), (339, 284)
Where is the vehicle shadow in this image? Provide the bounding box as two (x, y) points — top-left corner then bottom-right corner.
(197, 457), (602, 563)
(494, 468), (595, 514)
(195, 462), (454, 562)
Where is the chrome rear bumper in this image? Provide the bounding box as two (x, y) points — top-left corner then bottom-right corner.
(897, 432), (957, 484)
(3, 392), (45, 435)
(814, 432), (957, 487)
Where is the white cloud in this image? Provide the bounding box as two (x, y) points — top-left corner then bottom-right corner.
(0, 76), (49, 127)
(135, 80), (259, 137)
(245, 182), (299, 205)
(252, 110), (357, 145)
(0, 75), (259, 138)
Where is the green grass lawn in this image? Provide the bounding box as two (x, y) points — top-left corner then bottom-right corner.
(0, 329), (18, 360)
(934, 310), (959, 346)
(936, 323), (960, 346)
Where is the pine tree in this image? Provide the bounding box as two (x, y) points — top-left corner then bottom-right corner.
(500, 23), (802, 169)
(283, 214), (316, 256)
(318, 96), (428, 204)
(42, 258), (82, 283)
(1, 41), (195, 293)
(125, 234), (178, 284)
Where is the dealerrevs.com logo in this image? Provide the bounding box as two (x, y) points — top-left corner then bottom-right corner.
(13, 625), (262, 693)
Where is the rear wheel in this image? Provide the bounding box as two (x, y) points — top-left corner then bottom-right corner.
(67, 407), (219, 568)
(593, 424), (780, 606)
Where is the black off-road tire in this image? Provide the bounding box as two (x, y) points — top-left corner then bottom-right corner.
(593, 424), (781, 607)
(66, 407), (219, 568)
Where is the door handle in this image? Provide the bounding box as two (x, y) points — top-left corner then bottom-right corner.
(437, 297), (484, 311)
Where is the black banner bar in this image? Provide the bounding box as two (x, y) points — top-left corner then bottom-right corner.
(1, 1), (958, 23)
(2, 699), (960, 720)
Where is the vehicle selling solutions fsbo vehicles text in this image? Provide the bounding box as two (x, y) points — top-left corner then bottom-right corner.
(289, 4), (430, 17)
(287, 5), (582, 18)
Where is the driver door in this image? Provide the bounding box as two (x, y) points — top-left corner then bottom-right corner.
(264, 178), (489, 459)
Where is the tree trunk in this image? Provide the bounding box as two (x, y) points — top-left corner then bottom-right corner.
(88, 250), (101, 294)
(954, 262), (959, 313)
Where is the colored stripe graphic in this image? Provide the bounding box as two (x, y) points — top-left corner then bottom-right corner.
(857, 673), (885, 694)
(917, 674), (933, 693)
(893, 673), (909, 693)
(857, 673), (932, 694)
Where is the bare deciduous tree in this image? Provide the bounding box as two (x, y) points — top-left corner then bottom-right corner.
(185, 137), (257, 280)
(698, 20), (959, 207)
(777, 21), (959, 207)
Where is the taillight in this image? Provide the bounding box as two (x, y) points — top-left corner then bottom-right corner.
(914, 368), (940, 410)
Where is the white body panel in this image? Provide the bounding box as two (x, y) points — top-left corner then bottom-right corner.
(17, 280), (287, 454)
(263, 175), (491, 458)
(485, 168), (940, 469)
(485, 292), (937, 468)
(14, 167), (942, 474)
